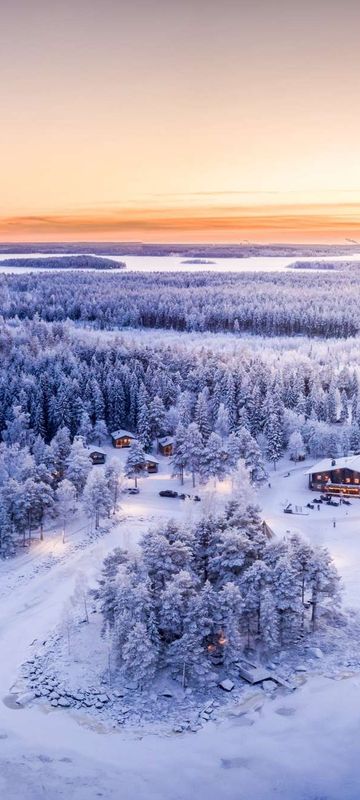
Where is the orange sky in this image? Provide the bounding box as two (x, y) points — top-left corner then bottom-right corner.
(1, 0), (360, 243)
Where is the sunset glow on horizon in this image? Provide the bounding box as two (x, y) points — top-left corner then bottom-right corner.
(2, 0), (360, 243)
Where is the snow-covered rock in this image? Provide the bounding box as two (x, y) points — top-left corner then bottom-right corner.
(218, 679), (235, 692)
(16, 691), (35, 706)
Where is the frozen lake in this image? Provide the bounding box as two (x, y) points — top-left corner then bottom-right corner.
(1, 252), (360, 274)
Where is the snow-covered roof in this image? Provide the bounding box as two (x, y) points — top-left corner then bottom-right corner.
(110, 429), (135, 440)
(144, 453), (160, 464)
(88, 447), (107, 456)
(305, 455), (360, 475)
(159, 436), (174, 447)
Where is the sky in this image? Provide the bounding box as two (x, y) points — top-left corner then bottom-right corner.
(1, 0), (360, 243)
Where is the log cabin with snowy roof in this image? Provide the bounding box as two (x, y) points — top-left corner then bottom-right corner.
(111, 429), (136, 448)
(88, 447), (107, 465)
(158, 436), (174, 456)
(305, 455), (360, 496)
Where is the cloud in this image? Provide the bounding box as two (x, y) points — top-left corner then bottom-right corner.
(1, 202), (360, 242)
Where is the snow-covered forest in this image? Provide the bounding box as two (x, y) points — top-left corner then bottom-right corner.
(1, 308), (360, 554)
(1, 269), (360, 336)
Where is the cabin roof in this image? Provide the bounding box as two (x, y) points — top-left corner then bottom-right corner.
(88, 447), (107, 456)
(144, 454), (160, 464)
(305, 454), (360, 475)
(110, 429), (135, 440)
(159, 436), (174, 447)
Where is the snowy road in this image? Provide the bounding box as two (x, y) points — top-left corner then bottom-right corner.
(1, 463), (360, 799)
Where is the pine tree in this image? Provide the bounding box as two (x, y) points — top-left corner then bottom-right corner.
(83, 469), (112, 530)
(265, 411), (283, 470)
(121, 621), (158, 689)
(124, 440), (146, 488)
(288, 430), (305, 462)
(93, 418), (108, 445)
(195, 389), (212, 441)
(186, 422), (204, 487)
(136, 385), (152, 451)
(66, 437), (91, 497)
(171, 423), (188, 484)
(149, 395), (166, 442)
(56, 479), (77, 542)
(215, 403), (230, 443)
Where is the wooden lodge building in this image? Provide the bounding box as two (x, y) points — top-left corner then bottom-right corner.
(111, 429), (135, 448)
(306, 455), (360, 496)
(158, 436), (174, 456)
(144, 455), (159, 474)
(88, 447), (107, 465)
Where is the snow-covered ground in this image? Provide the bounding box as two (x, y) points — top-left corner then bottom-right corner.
(2, 451), (360, 798)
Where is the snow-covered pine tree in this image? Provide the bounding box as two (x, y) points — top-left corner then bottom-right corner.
(92, 418), (108, 445)
(82, 468), (112, 530)
(171, 423), (189, 485)
(186, 422), (203, 487)
(121, 621), (158, 689)
(66, 437), (91, 497)
(56, 478), (77, 542)
(124, 439), (146, 488)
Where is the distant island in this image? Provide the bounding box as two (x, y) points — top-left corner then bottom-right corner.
(0, 255), (126, 270)
(289, 260), (360, 271)
(181, 258), (216, 265)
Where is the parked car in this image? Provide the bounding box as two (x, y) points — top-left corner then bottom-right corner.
(343, 499), (351, 506)
(159, 490), (178, 498)
(179, 493), (190, 500)
(193, 495), (201, 502)
(128, 487), (140, 495)
(307, 503), (314, 509)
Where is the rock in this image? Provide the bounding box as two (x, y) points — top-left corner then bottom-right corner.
(202, 700), (214, 711)
(51, 699), (58, 707)
(95, 702), (104, 709)
(41, 689), (50, 697)
(57, 697), (71, 708)
(97, 694), (109, 703)
(113, 690), (125, 698)
(309, 647), (323, 659)
(125, 681), (138, 691)
(295, 665), (308, 672)
(199, 712), (211, 721)
(160, 689), (173, 698)
(262, 680), (278, 692)
(189, 723), (202, 732)
(34, 690), (42, 698)
(16, 691), (35, 706)
(49, 692), (60, 701)
(84, 699), (94, 707)
(173, 725), (184, 733)
(219, 679), (234, 692)
(72, 693), (85, 702)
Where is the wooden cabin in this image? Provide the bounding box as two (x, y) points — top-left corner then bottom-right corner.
(145, 455), (159, 474)
(88, 448), (107, 465)
(158, 436), (174, 457)
(111, 429), (135, 448)
(131, 455), (159, 474)
(306, 455), (360, 496)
